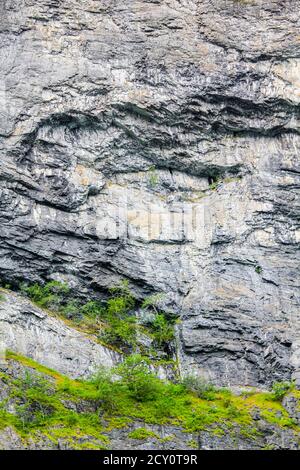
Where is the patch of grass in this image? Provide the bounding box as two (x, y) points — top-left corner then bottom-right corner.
(209, 181), (219, 190)
(0, 357), (108, 448)
(128, 427), (159, 440)
(188, 438), (198, 449)
(6, 351), (63, 382)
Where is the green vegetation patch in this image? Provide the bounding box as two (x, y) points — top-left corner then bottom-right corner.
(128, 427), (159, 440)
(1, 352), (299, 450)
(19, 280), (176, 359)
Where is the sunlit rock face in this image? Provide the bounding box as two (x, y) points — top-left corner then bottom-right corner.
(0, 0), (299, 387)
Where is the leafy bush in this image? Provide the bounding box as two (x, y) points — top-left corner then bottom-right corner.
(181, 375), (218, 400)
(108, 280), (135, 310)
(222, 397), (241, 418)
(106, 296), (134, 318)
(150, 313), (174, 348)
(90, 367), (117, 412)
(115, 354), (161, 402)
(81, 300), (105, 319)
(14, 371), (56, 428)
(141, 293), (164, 313)
(19, 279), (174, 354)
(271, 381), (293, 401)
(60, 300), (81, 321)
(100, 317), (137, 349)
(98, 280), (137, 350)
(148, 166), (159, 188)
(20, 371), (51, 393)
(21, 281), (69, 310)
(255, 265), (262, 274)
(141, 293), (175, 351)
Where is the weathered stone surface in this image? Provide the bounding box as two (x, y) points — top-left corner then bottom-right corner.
(0, 290), (120, 378)
(0, 1), (299, 387)
(0, 427), (24, 451)
(199, 426), (300, 451)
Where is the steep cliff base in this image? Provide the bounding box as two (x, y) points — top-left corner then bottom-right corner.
(1, 352), (299, 450)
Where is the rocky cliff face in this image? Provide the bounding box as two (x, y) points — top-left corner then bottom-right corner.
(0, 290), (121, 378)
(0, 1), (299, 388)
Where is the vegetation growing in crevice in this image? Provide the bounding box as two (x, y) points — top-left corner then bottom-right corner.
(207, 174), (242, 191)
(5, 279), (176, 360)
(208, 175), (219, 190)
(271, 381), (294, 402)
(148, 165), (159, 188)
(127, 427), (159, 440)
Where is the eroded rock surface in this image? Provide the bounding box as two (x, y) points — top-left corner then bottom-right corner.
(0, 290), (120, 378)
(0, 1), (299, 386)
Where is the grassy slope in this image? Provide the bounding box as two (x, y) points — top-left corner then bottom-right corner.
(1, 351), (299, 450)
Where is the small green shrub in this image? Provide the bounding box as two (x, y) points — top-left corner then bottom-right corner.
(148, 166), (159, 188)
(106, 296), (134, 318)
(222, 399), (241, 418)
(90, 368), (117, 412)
(20, 371), (51, 393)
(21, 281), (69, 310)
(141, 293), (164, 313)
(61, 300), (81, 321)
(100, 318), (137, 349)
(141, 294), (175, 351)
(181, 375), (218, 400)
(14, 372), (56, 429)
(81, 300), (105, 319)
(271, 381), (293, 401)
(108, 280), (135, 306)
(208, 175), (220, 190)
(150, 313), (174, 348)
(98, 281), (137, 350)
(116, 354), (161, 402)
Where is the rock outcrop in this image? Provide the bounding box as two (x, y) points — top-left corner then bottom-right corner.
(0, 1), (299, 388)
(0, 290), (120, 378)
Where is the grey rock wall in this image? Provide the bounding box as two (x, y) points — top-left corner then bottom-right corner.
(0, 290), (120, 378)
(0, 1), (299, 386)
